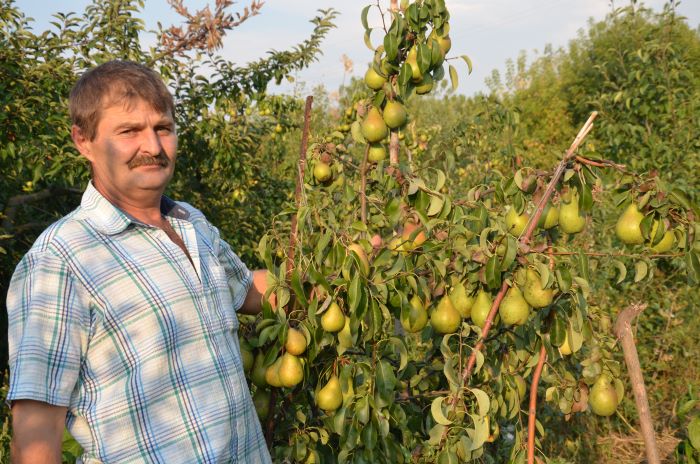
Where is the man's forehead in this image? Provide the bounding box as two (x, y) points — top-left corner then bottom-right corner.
(100, 96), (173, 120)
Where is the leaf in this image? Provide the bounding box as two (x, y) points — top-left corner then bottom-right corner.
(384, 33), (399, 61)
(363, 29), (374, 50)
(361, 5), (371, 30)
(689, 416), (700, 450)
(398, 63), (412, 86)
(469, 388), (491, 417)
(634, 260), (648, 283)
(578, 252), (590, 282)
(448, 64), (458, 91)
(431, 396), (453, 425)
(485, 254), (502, 290)
(427, 194), (444, 217)
(349, 273), (361, 313)
(351, 120), (366, 144)
(460, 55), (473, 74)
(612, 259), (627, 284)
(290, 269), (307, 306)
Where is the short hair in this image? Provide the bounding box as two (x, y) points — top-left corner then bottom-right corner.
(69, 60), (175, 141)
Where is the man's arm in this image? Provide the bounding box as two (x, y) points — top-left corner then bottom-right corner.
(239, 269), (270, 315)
(11, 399), (67, 464)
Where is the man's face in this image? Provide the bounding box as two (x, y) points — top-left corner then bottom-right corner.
(74, 98), (178, 202)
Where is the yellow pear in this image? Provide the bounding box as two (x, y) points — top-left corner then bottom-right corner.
(285, 327), (307, 356)
(253, 389), (271, 420)
(406, 46), (422, 82)
(537, 204), (559, 229)
(471, 290), (493, 328)
(364, 67), (386, 90)
(649, 220), (675, 253)
(316, 375), (343, 412)
(615, 203), (645, 244)
(449, 281), (475, 318)
(415, 74), (434, 95)
(368, 143), (387, 163)
(436, 34), (452, 55)
(402, 221), (427, 250)
(400, 295), (429, 333)
(430, 295), (461, 334)
(251, 352), (268, 387)
(505, 207), (529, 236)
(347, 243), (370, 276)
(559, 332), (572, 356)
(559, 191), (586, 234)
(589, 375), (619, 417)
(278, 353), (304, 388)
(523, 269), (554, 309)
(383, 100), (407, 128)
(313, 162), (332, 183)
(361, 106), (388, 142)
(499, 286), (530, 326)
(265, 357), (283, 388)
(321, 302), (345, 333)
(337, 317), (353, 353)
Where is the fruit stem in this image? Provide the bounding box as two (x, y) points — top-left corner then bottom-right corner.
(520, 112), (597, 245)
(614, 303), (660, 464)
(526, 344), (547, 464)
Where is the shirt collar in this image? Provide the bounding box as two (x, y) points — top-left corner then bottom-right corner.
(80, 181), (190, 235)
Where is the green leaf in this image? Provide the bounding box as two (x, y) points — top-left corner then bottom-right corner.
(290, 269), (307, 306)
(485, 254), (502, 290)
(634, 260), (648, 283)
(460, 55), (473, 74)
(363, 30), (374, 50)
(361, 5), (371, 30)
(689, 416), (700, 450)
(448, 64), (458, 91)
(431, 396), (453, 425)
(468, 388), (491, 417)
(612, 259), (627, 284)
(384, 33), (399, 61)
(427, 194), (444, 217)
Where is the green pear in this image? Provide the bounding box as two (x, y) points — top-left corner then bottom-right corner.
(278, 353), (304, 388)
(337, 317), (353, 354)
(383, 100), (407, 128)
(415, 74), (434, 95)
(648, 220), (675, 253)
(406, 46), (422, 82)
(431, 295), (461, 334)
(537, 204), (559, 229)
(559, 190), (586, 234)
(368, 143), (387, 163)
(505, 207), (529, 236)
(449, 281), (475, 318)
(316, 375), (343, 412)
(364, 67), (386, 90)
(265, 356), (283, 388)
(361, 106), (388, 142)
(471, 290), (493, 328)
(285, 327), (307, 356)
(251, 352), (268, 387)
(313, 162), (332, 183)
(523, 269), (554, 309)
(615, 203), (645, 244)
(240, 345), (254, 373)
(321, 302), (345, 333)
(400, 295), (428, 333)
(253, 389), (271, 420)
(499, 286), (530, 326)
(589, 375), (619, 417)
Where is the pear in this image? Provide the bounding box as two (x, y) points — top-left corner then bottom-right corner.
(240, 345), (254, 373)
(278, 353), (304, 388)
(505, 207), (529, 236)
(559, 331), (572, 356)
(415, 74), (434, 95)
(316, 375), (343, 412)
(368, 143), (387, 163)
(427, 33), (446, 68)
(648, 220), (675, 253)
(402, 221), (427, 250)
(265, 357), (283, 388)
(400, 295), (429, 333)
(449, 281), (475, 318)
(285, 327), (307, 356)
(499, 287), (530, 326)
(615, 203), (645, 244)
(251, 352), (268, 387)
(361, 106), (388, 142)
(523, 269), (554, 309)
(436, 34), (452, 55)
(364, 67), (386, 90)
(347, 243), (370, 276)
(383, 100), (407, 128)
(589, 375), (619, 417)
(321, 302), (345, 333)
(313, 162), (332, 183)
(514, 375), (527, 403)
(253, 389), (271, 420)
(471, 290), (493, 328)
(337, 317), (353, 353)
(537, 204), (559, 229)
(431, 295), (461, 334)
(559, 191), (586, 234)
(406, 46), (422, 82)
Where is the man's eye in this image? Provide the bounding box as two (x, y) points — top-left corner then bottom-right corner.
(157, 127), (173, 135)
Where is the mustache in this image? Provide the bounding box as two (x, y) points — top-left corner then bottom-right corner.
(128, 152), (170, 169)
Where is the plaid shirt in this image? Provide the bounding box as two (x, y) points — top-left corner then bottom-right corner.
(6, 182), (271, 463)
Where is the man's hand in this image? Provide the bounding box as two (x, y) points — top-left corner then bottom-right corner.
(11, 399), (67, 464)
(240, 269), (272, 315)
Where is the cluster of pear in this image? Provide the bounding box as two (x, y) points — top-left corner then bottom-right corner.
(505, 186), (588, 237)
(615, 202), (675, 253)
(359, 100), (408, 163)
(400, 267), (555, 335)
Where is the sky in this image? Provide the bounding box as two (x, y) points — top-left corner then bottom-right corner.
(14, 0), (700, 96)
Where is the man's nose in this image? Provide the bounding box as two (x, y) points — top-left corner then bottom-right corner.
(140, 128), (163, 155)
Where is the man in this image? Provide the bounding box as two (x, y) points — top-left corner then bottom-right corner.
(6, 60), (272, 463)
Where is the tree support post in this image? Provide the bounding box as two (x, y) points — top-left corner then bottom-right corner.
(614, 303), (660, 464)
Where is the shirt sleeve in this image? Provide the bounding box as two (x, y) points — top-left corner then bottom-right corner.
(210, 226), (253, 313)
(6, 248), (90, 407)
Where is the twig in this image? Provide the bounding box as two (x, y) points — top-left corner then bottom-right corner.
(390, 131), (399, 166)
(361, 144), (369, 226)
(2, 186), (82, 231)
(614, 303), (660, 464)
(527, 344), (547, 464)
(574, 155), (626, 171)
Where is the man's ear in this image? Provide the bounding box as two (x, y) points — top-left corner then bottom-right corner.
(71, 125), (94, 162)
